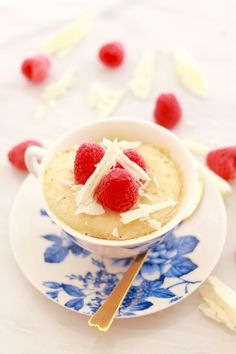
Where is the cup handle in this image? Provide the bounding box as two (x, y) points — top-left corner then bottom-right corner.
(25, 146), (47, 178)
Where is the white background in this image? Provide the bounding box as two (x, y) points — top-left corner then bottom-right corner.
(1, 0), (236, 353)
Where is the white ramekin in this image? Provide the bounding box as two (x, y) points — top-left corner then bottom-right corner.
(25, 118), (198, 258)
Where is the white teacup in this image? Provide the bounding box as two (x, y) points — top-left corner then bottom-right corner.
(25, 118), (198, 258)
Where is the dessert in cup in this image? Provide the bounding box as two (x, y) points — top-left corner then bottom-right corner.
(25, 118), (198, 258)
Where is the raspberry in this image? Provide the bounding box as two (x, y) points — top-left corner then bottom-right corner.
(95, 168), (139, 212)
(116, 149), (147, 171)
(206, 147), (236, 181)
(21, 55), (51, 83)
(154, 93), (182, 129)
(98, 42), (125, 68)
(8, 140), (42, 171)
(74, 143), (105, 184)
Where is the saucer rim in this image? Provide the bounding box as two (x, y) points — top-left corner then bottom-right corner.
(9, 173), (227, 319)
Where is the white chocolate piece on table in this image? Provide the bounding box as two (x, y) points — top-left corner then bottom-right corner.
(175, 47), (208, 98)
(42, 14), (93, 56)
(88, 83), (125, 118)
(199, 276), (236, 332)
(42, 69), (76, 104)
(129, 50), (155, 99)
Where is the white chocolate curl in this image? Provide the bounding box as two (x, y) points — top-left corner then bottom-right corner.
(120, 199), (177, 224)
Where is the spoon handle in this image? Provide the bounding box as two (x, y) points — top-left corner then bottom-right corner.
(88, 173), (204, 332)
(88, 252), (148, 332)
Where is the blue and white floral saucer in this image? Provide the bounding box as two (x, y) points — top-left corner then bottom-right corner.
(10, 174), (226, 318)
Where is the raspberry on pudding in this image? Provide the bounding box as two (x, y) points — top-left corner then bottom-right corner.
(43, 139), (183, 240)
(95, 168), (139, 212)
(74, 143), (105, 184)
(116, 149), (147, 171)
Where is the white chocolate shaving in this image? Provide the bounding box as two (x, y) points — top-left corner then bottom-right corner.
(174, 47), (208, 97)
(102, 139), (150, 183)
(42, 69), (76, 104)
(153, 175), (159, 188)
(42, 15), (93, 56)
(129, 50), (155, 99)
(56, 177), (74, 187)
(120, 199), (177, 224)
(138, 179), (150, 190)
(88, 83), (125, 118)
(112, 228), (119, 238)
(148, 219), (162, 230)
(71, 184), (83, 192)
(75, 199), (105, 216)
(199, 276), (236, 331)
(56, 178), (84, 194)
(139, 190), (154, 201)
(139, 216), (150, 221)
(116, 150), (150, 182)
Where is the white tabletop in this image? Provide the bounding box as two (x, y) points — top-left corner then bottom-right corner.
(1, 0), (236, 353)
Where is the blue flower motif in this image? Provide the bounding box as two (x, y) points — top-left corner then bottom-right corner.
(43, 282), (85, 310)
(40, 209), (49, 217)
(118, 286), (153, 316)
(62, 284), (85, 311)
(42, 213), (201, 316)
(42, 232), (90, 263)
(43, 282), (61, 300)
(140, 231), (199, 281)
(43, 281), (61, 289)
(65, 298), (84, 311)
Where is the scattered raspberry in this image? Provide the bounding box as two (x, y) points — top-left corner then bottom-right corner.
(154, 93), (182, 129)
(8, 140), (42, 171)
(21, 55), (51, 83)
(206, 147), (236, 181)
(98, 42), (125, 68)
(95, 168), (139, 212)
(116, 149), (147, 171)
(74, 143), (105, 184)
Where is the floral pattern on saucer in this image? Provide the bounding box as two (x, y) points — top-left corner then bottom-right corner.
(41, 210), (201, 317)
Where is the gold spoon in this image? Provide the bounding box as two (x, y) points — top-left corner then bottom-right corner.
(88, 175), (204, 332)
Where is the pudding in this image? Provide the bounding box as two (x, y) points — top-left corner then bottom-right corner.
(43, 140), (183, 240)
